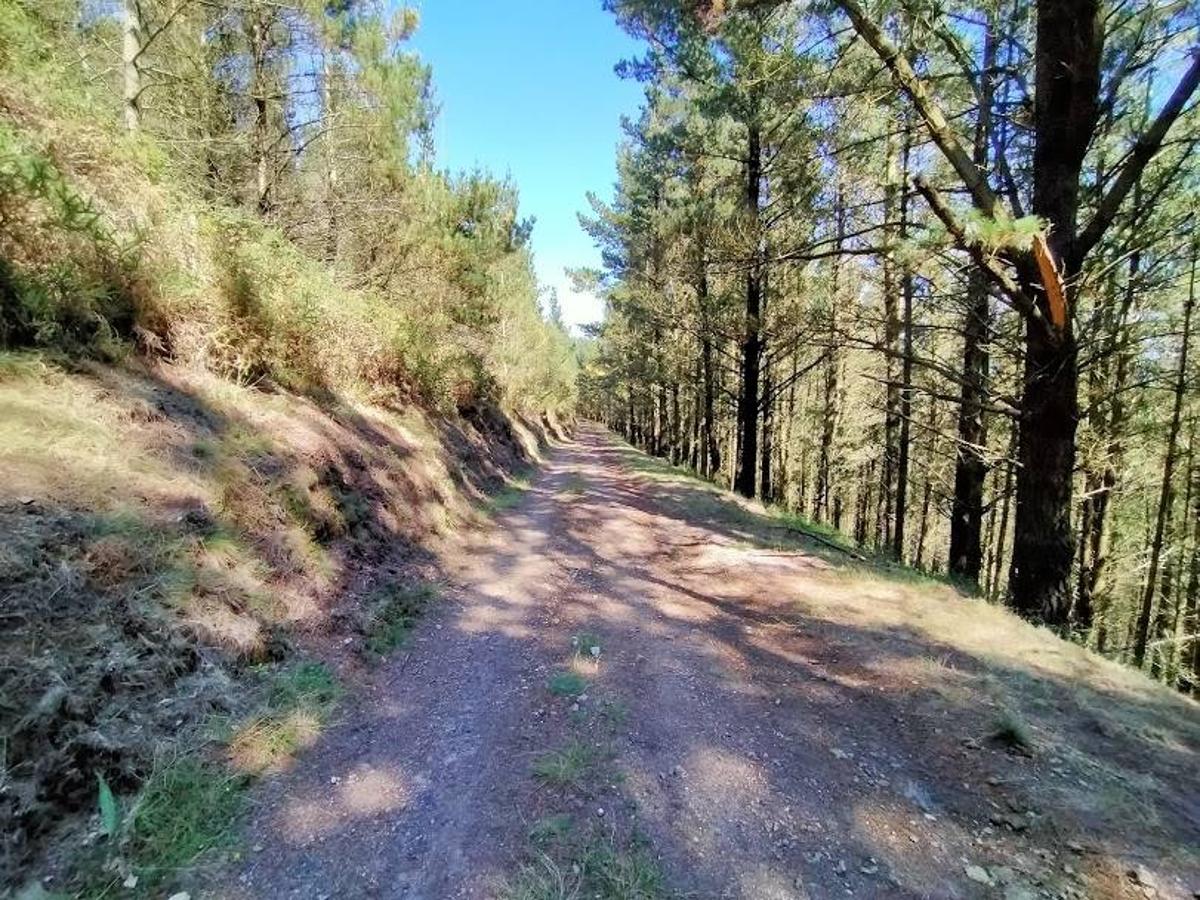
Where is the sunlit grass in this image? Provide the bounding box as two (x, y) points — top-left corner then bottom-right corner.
(227, 661), (341, 775)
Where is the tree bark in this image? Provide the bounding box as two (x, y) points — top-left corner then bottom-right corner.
(1007, 0), (1104, 626)
(948, 20), (996, 586)
(893, 119), (915, 562)
(760, 358), (773, 500)
(249, 8), (273, 216)
(121, 0), (142, 132)
(1134, 241), (1196, 666)
(734, 122), (764, 498)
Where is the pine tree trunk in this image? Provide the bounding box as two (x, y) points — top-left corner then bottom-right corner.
(881, 124), (901, 547)
(893, 120), (915, 561)
(1007, 0), (1105, 626)
(322, 52), (340, 263)
(1183, 438), (1200, 693)
(949, 273), (990, 584)
(121, 0), (142, 132)
(760, 359), (773, 500)
(250, 9), (273, 216)
(1134, 242), (1197, 666)
(671, 381), (682, 465)
(989, 425), (1018, 601)
(949, 22), (996, 585)
(734, 122), (764, 498)
(817, 180), (845, 521)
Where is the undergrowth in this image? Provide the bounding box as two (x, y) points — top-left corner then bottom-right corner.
(119, 757), (247, 889)
(486, 472), (534, 514)
(362, 580), (440, 657)
(532, 741), (596, 790)
(70, 659), (340, 897)
(504, 837), (668, 900)
(548, 671), (587, 697)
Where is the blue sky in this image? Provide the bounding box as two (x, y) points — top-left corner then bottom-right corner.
(410, 1), (644, 331)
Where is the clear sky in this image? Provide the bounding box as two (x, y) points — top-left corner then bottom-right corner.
(410, 1), (644, 332)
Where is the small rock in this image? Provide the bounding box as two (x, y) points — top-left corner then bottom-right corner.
(834, 860), (847, 876)
(167, 894), (190, 900)
(122, 874), (138, 889)
(596, 807), (605, 817)
(1127, 866), (1158, 888)
(965, 865), (992, 885)
(990, 811), (1029, 832)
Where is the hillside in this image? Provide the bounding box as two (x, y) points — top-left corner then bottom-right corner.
(1, 354), (559, 892)
(0, 1), (574, 893)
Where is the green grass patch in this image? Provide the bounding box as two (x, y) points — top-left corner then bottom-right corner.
(486, 472), (533, 513)
(114, 756), (247, 891)
(529, 814), (574, 845)
(267, 660), (341, 712)
(363, 580), (439, 656)
(990, 709), (1035, 754)
(532, 741), (595, 789)
(547, 670), (587, 697)
(572, 632), (602, 659)
(504, 835), (668, 900)
(560, 473), (587, 495)
(766, 505), (854, 550)
(577, 839), (668, 899)
(226, 660), (341, 775)
(597, 698), (629, 729)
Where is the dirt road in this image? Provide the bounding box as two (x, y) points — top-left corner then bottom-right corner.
(212, 425), (1200, 900)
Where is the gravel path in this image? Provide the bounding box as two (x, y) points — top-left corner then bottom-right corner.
(210, 424), (1200, 900)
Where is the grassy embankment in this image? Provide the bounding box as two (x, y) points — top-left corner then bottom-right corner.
(0, 4), (566, 893)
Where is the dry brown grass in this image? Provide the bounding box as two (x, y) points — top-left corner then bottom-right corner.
(0, 352), (548, 887)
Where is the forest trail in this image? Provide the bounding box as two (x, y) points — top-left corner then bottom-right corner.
(213, 424), (1200, 900)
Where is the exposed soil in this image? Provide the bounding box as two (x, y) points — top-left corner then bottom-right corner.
(209, 424), (1200, 900)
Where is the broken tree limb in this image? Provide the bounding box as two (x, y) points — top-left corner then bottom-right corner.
(911, 175), (1054, 341)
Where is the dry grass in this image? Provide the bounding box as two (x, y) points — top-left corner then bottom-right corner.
(0, 352), (546, 889)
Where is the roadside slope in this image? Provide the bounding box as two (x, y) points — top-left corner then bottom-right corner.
(0, 353), (556, 894)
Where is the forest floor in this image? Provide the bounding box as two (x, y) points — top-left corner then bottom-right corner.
(209, 424), (1199, 900)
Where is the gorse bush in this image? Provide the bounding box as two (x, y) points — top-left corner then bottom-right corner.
(0, 0), (578, 417)
(0, 127), (141, 352)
